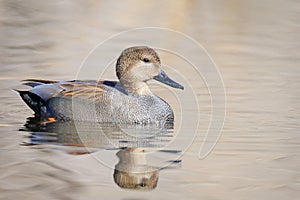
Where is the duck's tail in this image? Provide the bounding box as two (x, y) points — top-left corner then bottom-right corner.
(14, 90), (46, 115)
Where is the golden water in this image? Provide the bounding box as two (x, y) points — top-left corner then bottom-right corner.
(0, 0), (299, 199)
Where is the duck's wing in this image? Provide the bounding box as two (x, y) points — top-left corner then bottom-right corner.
(22, 79), (117, 88)
(19, 79), (118, 114)
(22, 79), (59, 86)
(23, 79), (118, 100)
(56, 81), (115, 100)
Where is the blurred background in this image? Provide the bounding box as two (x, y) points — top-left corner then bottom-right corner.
(0, 0), (299, 199)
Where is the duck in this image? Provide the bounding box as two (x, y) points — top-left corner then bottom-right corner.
(17, 46), (184, 124)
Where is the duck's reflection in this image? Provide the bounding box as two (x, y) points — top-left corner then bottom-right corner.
(114, 148), (158, 190)
(21, 117), (179, 190)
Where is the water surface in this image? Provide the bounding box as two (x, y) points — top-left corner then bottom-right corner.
(0, 0), (299, 199)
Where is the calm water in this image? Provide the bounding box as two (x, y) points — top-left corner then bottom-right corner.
(0, 0), (299, 199)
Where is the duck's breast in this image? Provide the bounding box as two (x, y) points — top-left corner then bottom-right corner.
(102, 93), (174, 124)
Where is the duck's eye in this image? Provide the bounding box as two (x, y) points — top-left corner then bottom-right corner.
(143, 58), (150, 63)
(140, 182), (146, 187)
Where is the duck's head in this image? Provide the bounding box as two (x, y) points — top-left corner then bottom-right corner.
(116, 46), (184, 94)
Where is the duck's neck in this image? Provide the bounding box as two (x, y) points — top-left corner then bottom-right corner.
(117, 80), (152, 95)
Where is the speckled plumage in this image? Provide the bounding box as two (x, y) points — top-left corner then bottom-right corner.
(17, 46), (184, 124)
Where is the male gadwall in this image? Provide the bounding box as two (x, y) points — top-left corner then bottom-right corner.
(17, 46), (184, 124)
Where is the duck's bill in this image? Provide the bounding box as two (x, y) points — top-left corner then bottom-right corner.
(153, 70), (184, 90)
